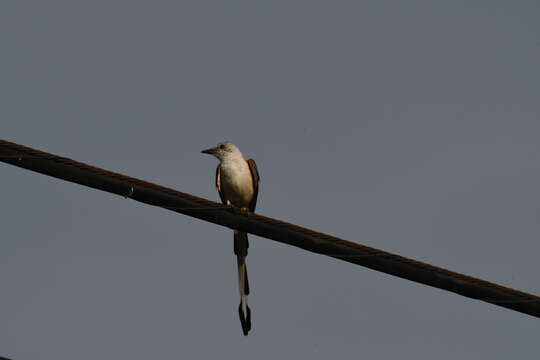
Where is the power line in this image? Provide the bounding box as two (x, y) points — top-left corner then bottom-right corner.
(1, 138), (540, 318)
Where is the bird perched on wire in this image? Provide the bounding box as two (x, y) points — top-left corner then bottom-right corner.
(201, 141), (260, 336)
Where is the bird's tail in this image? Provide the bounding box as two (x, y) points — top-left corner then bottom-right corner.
(234, 230), (251, 336)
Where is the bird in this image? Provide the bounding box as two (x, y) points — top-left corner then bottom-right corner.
(201, 141), (260, 336)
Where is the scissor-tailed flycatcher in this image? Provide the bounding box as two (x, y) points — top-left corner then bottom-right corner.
(201, 141), (260, 336)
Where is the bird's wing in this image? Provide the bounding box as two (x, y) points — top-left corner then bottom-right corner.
(246, 159), (260, 212)
(215, 164), (226, 205)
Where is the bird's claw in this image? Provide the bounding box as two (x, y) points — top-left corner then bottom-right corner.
(226, 205), (250, 216)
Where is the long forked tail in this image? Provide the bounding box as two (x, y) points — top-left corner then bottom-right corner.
(234, 230), (251, 336)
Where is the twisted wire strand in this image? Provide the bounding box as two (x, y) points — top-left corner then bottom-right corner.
(1, 139), (539, 316)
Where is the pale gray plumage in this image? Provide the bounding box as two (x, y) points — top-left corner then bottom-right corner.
(201, 141), (260, 336)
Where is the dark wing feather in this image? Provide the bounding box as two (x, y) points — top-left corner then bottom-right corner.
(246, 159), (260, 212)
(215, 164), (226, 205)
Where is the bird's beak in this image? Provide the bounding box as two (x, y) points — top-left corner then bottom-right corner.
(201, 147), (215, 155)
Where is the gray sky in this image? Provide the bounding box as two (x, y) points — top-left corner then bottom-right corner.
(1, 1), (540, 359)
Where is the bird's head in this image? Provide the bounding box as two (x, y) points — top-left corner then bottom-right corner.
(201, 141), (243, 161)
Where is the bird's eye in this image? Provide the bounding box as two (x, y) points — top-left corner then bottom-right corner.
(219, 144), (225, 150)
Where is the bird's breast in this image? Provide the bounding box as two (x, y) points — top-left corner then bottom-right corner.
(220, 161), (254, 208)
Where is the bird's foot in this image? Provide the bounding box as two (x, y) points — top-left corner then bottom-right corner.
(225, 201), (238, 213)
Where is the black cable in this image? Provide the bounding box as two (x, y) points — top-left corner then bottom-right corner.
(1, 138), (539, 318)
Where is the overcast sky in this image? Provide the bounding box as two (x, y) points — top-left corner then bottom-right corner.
(1, 1), (540, 359)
